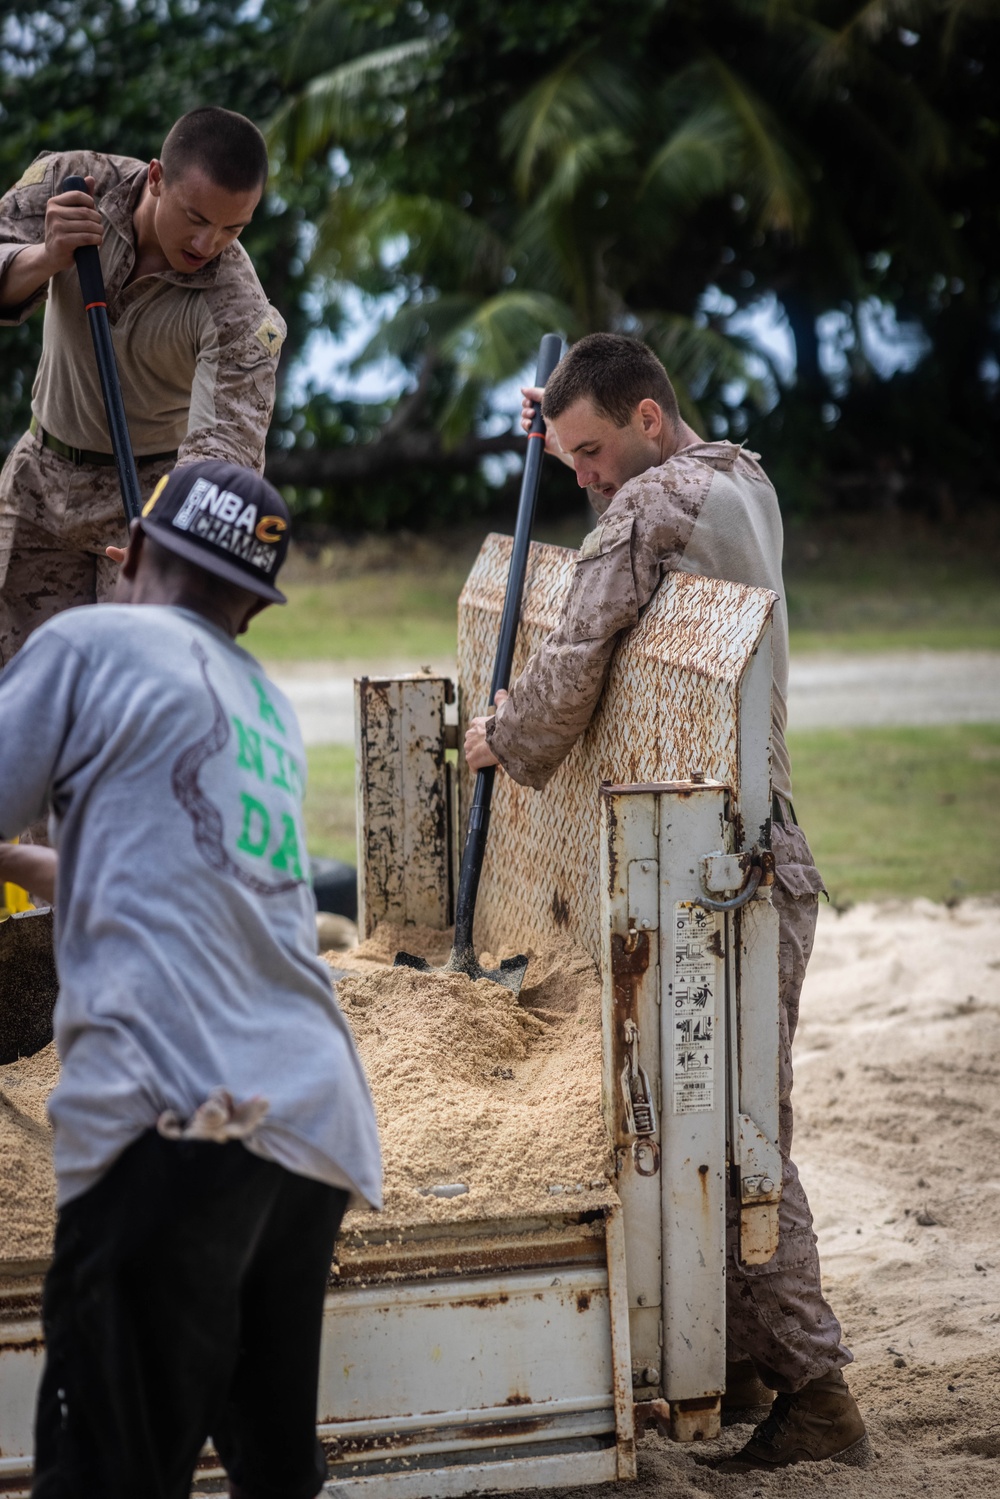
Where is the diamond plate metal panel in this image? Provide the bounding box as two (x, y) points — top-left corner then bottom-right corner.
(458, 535), (774, 965)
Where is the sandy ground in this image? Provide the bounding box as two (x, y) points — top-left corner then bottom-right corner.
(272, 651), (1000, 746)
(507, 896), (1000, 1499)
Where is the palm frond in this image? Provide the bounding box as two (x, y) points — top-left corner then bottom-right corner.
(501, 51), (638, 198)
(701, 54), (810, 234)
(640, 104), (743, 209)
(361, 194), (511, 287)
(267, 38), (437, 166)
(352, 294), (479, 369)
(440, 290), (574, 385)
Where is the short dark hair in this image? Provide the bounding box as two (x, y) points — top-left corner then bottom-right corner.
(542, 332), (681, 430)
(160, 107), (269, 195)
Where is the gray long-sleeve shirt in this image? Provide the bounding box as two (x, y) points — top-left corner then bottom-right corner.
(488, 441), (794, 801)
(0, 150), (285, 468)
(0, 604), (381, 1210)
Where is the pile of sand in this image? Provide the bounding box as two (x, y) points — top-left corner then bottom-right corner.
(330, 925), (613, 1226)
(0, 1042), (58, 1262)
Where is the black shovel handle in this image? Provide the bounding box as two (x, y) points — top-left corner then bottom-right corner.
(453, 332), (564, 953)
(58, 176), (143, 524)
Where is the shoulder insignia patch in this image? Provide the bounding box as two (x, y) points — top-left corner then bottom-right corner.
(579, 525), (604, 561)
(253, 316), (284, 357)
(15, 159), (49, 190)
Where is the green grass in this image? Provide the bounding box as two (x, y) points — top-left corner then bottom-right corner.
(788, 724), (1000, 905)
(783, 517), (1000, 653)
(250, 573), (465, 664)
(305, 727), (1000, 904)
(249, 515), (1000, 663)
(286, 518), (1000, 899)
(303, 744), (358, 865)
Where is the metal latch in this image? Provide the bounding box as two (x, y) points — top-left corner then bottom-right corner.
(621, 1019), (661, 1176)
(697, 850), (772, 912)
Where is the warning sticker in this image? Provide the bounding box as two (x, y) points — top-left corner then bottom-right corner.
(671, 902), (721, 1114)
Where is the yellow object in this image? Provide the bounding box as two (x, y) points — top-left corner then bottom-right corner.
(1, 882), (34, 916)
(1, 839), (35, 917)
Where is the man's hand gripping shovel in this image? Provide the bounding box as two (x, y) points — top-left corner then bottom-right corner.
(0, 177), (143, 1061)
(394, 333), (564, 995)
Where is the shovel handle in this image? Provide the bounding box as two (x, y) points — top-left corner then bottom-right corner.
(453, 332), (564, 952)
(489, 332), (563, 700)
(59, 176), (143, 524)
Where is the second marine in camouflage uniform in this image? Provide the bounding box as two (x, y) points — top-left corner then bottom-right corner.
(0, 147), (285, 667)
(466, 332), (868, 1469)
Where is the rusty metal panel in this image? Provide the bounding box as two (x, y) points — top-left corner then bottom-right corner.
(355, 675), (454, 937)
(599, 790), (663, 1397)
(457, 536), (774, 965)
(2, 1213), (631, 1499)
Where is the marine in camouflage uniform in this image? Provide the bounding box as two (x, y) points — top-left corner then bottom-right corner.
(485, 438), (845, 1394)
(0, 149), (286, 668)
(468, 338), (867, 1462)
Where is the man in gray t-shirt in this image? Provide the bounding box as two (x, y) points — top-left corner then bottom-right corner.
(0, 460), (380, 1499)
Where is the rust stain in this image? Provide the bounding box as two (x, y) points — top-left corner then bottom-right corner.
(706, 928), (725, 959)
(319, 1411), (550, 1462)
(576, 1290), (592, 1312)
(551, 888), (570, 927)
(610, 929), (651, 1143)
(504, 1390), (532, 1406)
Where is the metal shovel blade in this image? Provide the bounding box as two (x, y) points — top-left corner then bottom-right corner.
(0, 908), (57, 1063)
(394, 944), (529, 995)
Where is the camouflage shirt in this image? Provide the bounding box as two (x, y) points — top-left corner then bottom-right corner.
(0, 151), (285, 469)
(488, 441), (794, 801)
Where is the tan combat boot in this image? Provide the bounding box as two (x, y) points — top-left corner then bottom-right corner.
(718, 1367), (869, 1470)
(722, 1359), (775, 1425)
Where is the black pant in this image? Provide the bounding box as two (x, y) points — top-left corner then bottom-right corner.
(32, 1131), (348, 1499)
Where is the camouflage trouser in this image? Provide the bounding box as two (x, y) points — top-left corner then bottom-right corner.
(0, 429), (174, 669)
(725, 816), (852, 1394)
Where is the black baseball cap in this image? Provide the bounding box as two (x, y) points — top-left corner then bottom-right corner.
(139, 460), (291, 604)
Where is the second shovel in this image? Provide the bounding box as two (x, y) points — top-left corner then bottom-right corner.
(394, 332), (564, 994)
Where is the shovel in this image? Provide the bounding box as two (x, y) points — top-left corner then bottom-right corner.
(395, 332), (564, 993)
(0, 176), (144, 1060)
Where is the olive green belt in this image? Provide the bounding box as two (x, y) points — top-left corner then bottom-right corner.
(29, 416), (177, 468)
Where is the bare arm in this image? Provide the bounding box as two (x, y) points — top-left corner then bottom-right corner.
(0, 175), (102, 312)
(0, 843), (57, 906)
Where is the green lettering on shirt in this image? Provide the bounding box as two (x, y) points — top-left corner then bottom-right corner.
(233, 717), (265, 780)
(251, 677), (285, 736)
(236, 793), (270, 858)
(270, 814), (303, 881)
(266, 737), (292, 791)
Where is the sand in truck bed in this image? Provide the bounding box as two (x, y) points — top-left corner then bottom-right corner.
(330, 925), (613, 1229)
(0, 927), (613, 1262)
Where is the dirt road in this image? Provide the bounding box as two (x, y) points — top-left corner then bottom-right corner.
(271, 651), (1000, 746)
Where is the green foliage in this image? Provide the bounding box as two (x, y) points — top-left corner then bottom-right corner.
(1, 2), (997, 528)
(268, 0), (998, 525)
(789, 724), (1000, 904)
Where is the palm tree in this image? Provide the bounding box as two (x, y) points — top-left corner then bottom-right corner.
(265, 0), (974, 491)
